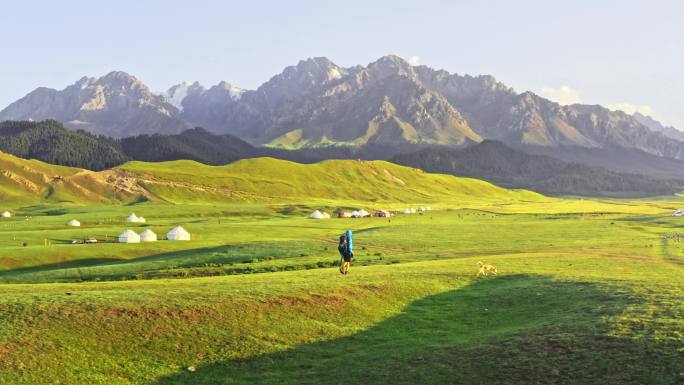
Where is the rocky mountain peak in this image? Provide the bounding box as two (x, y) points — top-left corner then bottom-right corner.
(97, 71), (145, 88)
(366, 55), (415, 80)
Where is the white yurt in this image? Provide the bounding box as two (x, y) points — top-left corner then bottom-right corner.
(1, 211), (11, 218)
(402, 208), (416, 214)
(127, 213), (141, 223)
(350, 210), (361, 218)
(67, 219), (81, 227)
(138, 217), (146, 223)
(358, 209), (370, 217)
(118, 229), (141, 243)
(309, 210), (326, 219)
(167, 226), (191, 241)
(139, 229), (157, 242)
(322, 212), (331, 219)
(673, 209), (684, 217)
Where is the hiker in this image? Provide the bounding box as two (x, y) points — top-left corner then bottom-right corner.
(338, 229), (353, 275)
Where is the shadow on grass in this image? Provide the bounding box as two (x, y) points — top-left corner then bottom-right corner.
(151, 274), (680, 385)
(0, 240), (330, 282)
(0, 257), (125, 277)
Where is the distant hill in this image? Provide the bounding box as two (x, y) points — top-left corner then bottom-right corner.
(0, 120), (415, 169)
(0, 151), (541, 205)
(0, 120), (127, 170)
(392, 141), (684, 197)
(119, 127), (257, 164)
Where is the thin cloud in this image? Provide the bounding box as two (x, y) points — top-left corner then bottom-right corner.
(607, 103), (654, 116)
(540, 85), (581, 105)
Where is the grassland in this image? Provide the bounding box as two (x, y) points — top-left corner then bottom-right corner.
(0, 154), (682, 384)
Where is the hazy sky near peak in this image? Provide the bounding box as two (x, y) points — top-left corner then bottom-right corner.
(1, 0), (682, 129)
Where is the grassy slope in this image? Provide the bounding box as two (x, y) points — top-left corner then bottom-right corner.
(0, 152), (134, 205)
(1, 253), (681, 385)
(116, 158), (543, 204)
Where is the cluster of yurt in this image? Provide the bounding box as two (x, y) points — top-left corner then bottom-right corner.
(402, 208), (416, 214)
(309, 210), (331, 219)
(117, 226), (190, 243)
(417, 206), (432, 212)
(126, 213), (146, 223)
(1, 211), (12, 218)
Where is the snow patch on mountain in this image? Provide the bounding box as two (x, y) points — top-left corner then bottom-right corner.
(217, 81), (245, 101)
(328, 67), (343, 80)
(164, 82), (192, 110)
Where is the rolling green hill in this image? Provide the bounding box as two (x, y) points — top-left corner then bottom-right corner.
(0, 151), (543, 205)
(117, 157), (543, 204)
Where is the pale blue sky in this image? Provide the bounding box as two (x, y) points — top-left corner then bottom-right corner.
(2, 0), (683, 128)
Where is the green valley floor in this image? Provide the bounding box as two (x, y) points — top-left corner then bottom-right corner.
(0, 200), (682, 384)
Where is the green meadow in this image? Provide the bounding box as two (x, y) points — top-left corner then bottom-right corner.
(0, 156), (682, 384)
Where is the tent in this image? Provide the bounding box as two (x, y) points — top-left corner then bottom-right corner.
(167, 226), (191, 241)
(138, 217), (146, 223)
(322, 212), (331, 219)
(309, 210), (327, 219)
(118, 229), (141, 243)
(357, 209), (370, 217)
(350, 210), (361, 218)
(67, 219), (81, 227)
(139, 229), (157, 242)
(127, 213), (141, 223)
(402, 208), (416, 214)
(338, 211), (351, 218)
(1, 211), (11, 218)
(673, 209), (684, 217)
(374, 210), (392, 218)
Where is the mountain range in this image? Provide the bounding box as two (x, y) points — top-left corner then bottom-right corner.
(2, 55), (684, 161)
